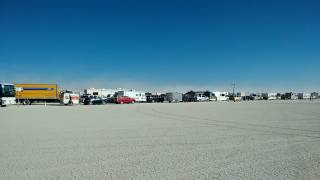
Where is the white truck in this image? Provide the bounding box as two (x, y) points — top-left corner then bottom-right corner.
(0, 83), (16, 107)
(60, 91), (80, 105)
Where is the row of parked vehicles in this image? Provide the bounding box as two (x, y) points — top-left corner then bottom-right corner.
(2, 83), (319, 107)
(81, 89), (230, 105)
(82, 94), (136, 105)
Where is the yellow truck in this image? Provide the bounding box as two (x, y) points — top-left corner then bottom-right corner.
(15, 84), (61, 105)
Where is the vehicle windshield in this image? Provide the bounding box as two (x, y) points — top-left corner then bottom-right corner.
(0, 85), (16, 97)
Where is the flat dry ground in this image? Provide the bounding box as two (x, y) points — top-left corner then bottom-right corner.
(1, 101), (320, 180)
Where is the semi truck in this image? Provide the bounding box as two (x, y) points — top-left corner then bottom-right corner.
(0, 83), (16, 107)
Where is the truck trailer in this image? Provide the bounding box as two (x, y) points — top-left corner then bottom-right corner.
(15, 84), (60, 105)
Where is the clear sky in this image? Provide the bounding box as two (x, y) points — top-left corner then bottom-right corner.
(1, 0), (319, 92)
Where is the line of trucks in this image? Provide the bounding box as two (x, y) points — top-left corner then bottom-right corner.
(0, 83), (79, 107)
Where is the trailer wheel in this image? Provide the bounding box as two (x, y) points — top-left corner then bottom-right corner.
(23, 100), (31, 105)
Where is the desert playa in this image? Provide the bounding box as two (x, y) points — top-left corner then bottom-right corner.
(1, 101), (320, 179)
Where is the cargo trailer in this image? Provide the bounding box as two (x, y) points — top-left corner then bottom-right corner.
(212, 91), (229, 101)
(15, 84), (60, 105)
(117, 89), (146, 102)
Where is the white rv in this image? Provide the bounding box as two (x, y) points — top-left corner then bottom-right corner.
(268, 93), (277, 100)
(117, 89), (146, 102)
(84, 88), (117, 98)
(0, 83), (16, 107)
(212, 91), (229, 101)
(298, 93), (311, 100)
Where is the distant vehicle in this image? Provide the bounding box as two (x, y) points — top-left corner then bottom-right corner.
(15, 84), (60, 105)
(146, 93), (165, 103)
(166, 92), (183, 103)
(183, 91), (207, 102)
(268, 93), (277, 100)
(83, 96), (106, 105)
(0, 83), (16, 107)
(228, 94), (241, 102)
(261, 93), (269, 100)
(115, 96), (135, 104)
(196, 94), (209, 102)
(298, 93), (311, 100)
(60, 91), (80, 105)
(84, 88), (117, 99)
(117, 89), (146, 102)
(212, 92), (229, 101)
(282, 92), (298, 100)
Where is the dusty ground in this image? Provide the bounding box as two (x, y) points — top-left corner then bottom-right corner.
(0, 101), (320, 180)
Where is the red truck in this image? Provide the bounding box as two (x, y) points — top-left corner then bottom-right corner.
(116, 96), (135, 104)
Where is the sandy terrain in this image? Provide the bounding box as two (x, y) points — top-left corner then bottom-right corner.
(1, 101), (320, 180)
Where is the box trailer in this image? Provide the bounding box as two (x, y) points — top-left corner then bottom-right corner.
(298, 93), (311, 100)
(117, 89), (147, 102)
(0, 83), (16, 107)
(84, 88), (117, 98)
(15, 84), (60, 105)
(212, 91), (229, 101)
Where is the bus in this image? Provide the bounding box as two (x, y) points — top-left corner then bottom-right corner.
(0, 83), (16, 107)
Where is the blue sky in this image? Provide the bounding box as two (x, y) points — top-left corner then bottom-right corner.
(1, 0), (319, 92)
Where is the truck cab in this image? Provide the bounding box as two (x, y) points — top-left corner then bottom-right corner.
(0, 83), (16, 107)
(60, 91), (80, 105)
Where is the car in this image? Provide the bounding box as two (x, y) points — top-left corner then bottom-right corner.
(83, 96), (106, 105)
(196, 95), (209, 102)
(115, 96), (135, 104)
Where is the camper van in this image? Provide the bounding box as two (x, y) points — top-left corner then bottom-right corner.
(268, 93), (277, 100)
(117, 89), (146, 102)
(212, 91), (229, 101)
(298, 93), (311, 100)
(84, 88), (117, 99)
(0, 83), (16, 107)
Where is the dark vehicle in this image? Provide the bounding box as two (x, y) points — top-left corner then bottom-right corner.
(242, 95), (255, 101)
(83, 96), (106, 105)
(166, 92), (183, 103)
(281, 92), (293, 100)
(183, 91), (208, 102)
(146, 93), (165, 103)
